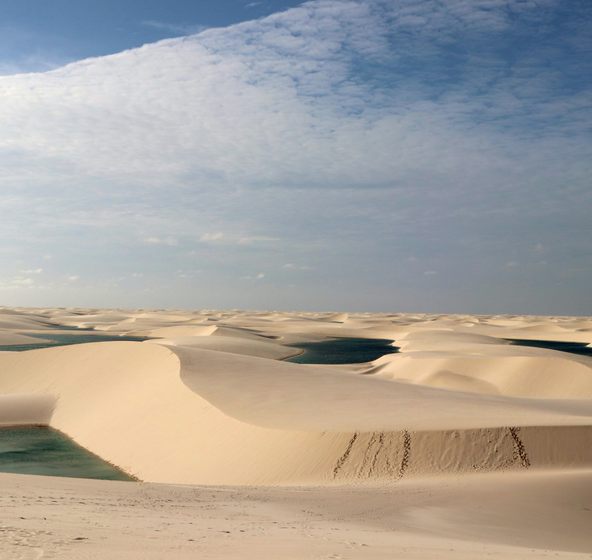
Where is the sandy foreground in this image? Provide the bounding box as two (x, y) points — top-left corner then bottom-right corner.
(0, 307), (591, 558)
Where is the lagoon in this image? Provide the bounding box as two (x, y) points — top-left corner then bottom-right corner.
(0, 426), (133, 481)
(287, 337), (398, 364)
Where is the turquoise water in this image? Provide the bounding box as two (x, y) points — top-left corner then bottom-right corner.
(0, 332), (149, 352)
(287, 337), (398, 364)
(0, 329), (143, 480)
(0, 426), (134, 480)
(506, 338), (592, 357)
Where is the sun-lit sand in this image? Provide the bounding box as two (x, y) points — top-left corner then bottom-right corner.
(0, 307), (591, 558)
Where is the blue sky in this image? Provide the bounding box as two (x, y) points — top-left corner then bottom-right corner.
(0, 0), (590, 314)
(0, 0), (305, 72)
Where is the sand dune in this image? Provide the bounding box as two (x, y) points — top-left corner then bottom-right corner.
(1, 308), (591, 557)
(370, 330), (592, 398)
(0, 393), (56, 426)
(0, 311), (591, 484)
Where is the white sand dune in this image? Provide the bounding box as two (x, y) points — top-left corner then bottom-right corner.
(149, 335), (299, 360)
(370, 330), (592, 398)
(0, 393), (56, 426)
(139, 324), (218, 338)
(0, 332), (590, 483)
(0, 308), (591, 557)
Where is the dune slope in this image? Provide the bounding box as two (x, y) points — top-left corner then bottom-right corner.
(0, 336), (591, 484)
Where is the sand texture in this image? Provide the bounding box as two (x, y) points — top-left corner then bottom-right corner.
(0, 307), (591, 557)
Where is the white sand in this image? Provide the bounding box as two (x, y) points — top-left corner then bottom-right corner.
(0, 308), (591, 557)
(1, 470), (591, 559)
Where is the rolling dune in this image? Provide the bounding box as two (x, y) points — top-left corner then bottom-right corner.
(1, 308), (592, 558)
(0, 309), (591, 485)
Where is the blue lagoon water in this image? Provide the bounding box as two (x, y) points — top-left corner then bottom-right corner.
(0, 426), (133, 480)
(287, 337), (398, 364)
(506, 338), (592, 357)
(0, 332), (149, 352)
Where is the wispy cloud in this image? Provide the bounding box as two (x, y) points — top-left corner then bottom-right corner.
(199, 232), (225, 242)
(242, 272), (266, 281)
(141, 20), (209, 36)
(283, 263), (311, 271)
(199, 232), (279, 246)
(144, 236), (179, 247)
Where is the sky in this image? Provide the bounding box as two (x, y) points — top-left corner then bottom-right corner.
(0, 0), (590, 315)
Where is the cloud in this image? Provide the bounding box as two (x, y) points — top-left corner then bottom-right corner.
(0, 0), (589, 313)
(200, 232), (225, 242)
(144, 236), (179, 246)
(13, 277), (35, 287)
(0, 275), (36, 289)
(4, 0), (576, 195)
(242, 272), (266, 280)
(141, 20), (209, 36)
(199, 232), (278, 245)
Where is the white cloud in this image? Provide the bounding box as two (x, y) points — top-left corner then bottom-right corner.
(242, 272), (266, 280)
(199, 232), (278, 245)
(0, 275), (36, 289)
(144, 236), (179, 246)
(176, 269), (201, 279)
(0, 0), (589, 313)
(141, 20), (209, 36)
(200, 232), (225, 242)
(0, 0), (567, 196)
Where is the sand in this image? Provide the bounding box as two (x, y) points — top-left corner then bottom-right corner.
(0, 307), (591, 558)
